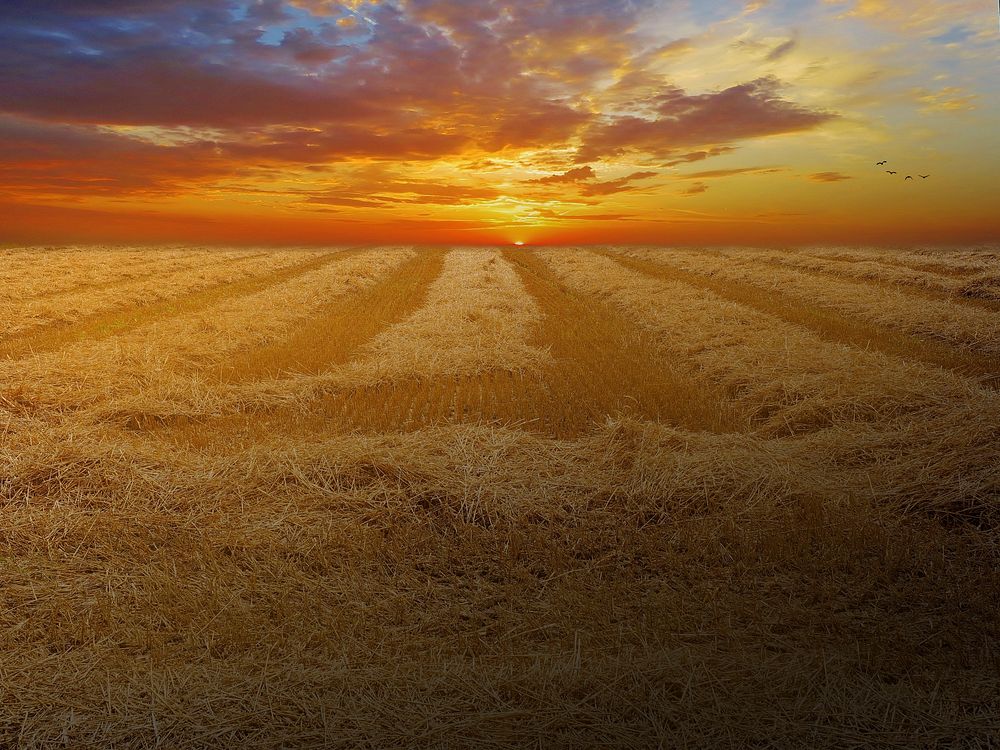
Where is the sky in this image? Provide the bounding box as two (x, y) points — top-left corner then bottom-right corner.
(1, 0), (997, 246)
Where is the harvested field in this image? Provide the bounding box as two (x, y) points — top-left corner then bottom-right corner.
(1, 245), (998, 748)
(608, 248), (1000, 385)
(716, 246), (1000, 305)
(615, 247), (1000, 356)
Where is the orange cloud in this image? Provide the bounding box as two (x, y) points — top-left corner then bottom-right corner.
(0, 0), (995, 246)
(580, 171), (659, 197)
(527, 166), (597, 184)
(576, 78), (835, 162)
(809, 172), (852, 182)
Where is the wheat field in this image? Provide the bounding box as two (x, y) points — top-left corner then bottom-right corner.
(1, 244), (998, 748)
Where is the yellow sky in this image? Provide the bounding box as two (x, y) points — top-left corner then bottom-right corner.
(1, 0), (997, 244)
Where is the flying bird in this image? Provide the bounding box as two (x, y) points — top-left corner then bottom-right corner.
(920, 175), (930, 179)
(905, 175), (913, 180)
(876, 161), (887, 166)
(886, 170), (897, 175)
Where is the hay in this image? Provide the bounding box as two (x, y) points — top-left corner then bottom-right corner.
(623, 247), (1000, 354)
(1, 245), (998, 747)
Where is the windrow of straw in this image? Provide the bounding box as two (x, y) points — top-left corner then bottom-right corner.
(0, 245), (998, 747)
(0, 247), (216, 301)
(141, 248), (553, 423)
(538, 249), (995, 435)
(0, 249), (316, 337)
(0, 417), (997, 746)
(707, 246), (1000, 302)
(347, 248), (549, 380)
(607, 249), (999, 384)
(0, 247), (415, 417)
(161, 246), (741, 443)
(618, 247), (1000, 355)
(810, 244), (1000, 276)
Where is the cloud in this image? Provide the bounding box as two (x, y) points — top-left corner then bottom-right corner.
(912, 87), (978, 113)
(577, 78), (836, 162)
(822, 0), (991, 37)
(678, 166), (784, 179)
(809, 172), (852, 182)
(303, 174), (503, 209)
(527, 166), (597, 184)
(0, 0), (840, 208)
(680, 182), (709, 196)
(663, 147), (737, 167)
(766, 39), (797, 61)
(0, 115), (232, 197)
(0, 0), (991, 245)
(579, 171), (658, 196)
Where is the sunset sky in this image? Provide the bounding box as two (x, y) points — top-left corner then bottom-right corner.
(1, 0), (997, 246)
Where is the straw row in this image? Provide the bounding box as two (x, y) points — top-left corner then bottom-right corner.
(538, 249), (992, 434)
(0, 250), (317, 338)
(0, 247), (229, 302)
(0, 418), (996, 746)
(708, 246), (1000, 301)
(809, 245), (1000, 276)
(0, 247), (415, 416)
(617, 248), (1000, 355)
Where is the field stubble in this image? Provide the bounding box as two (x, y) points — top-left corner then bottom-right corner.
(0, 244), (998, 748)
(178, 247), (742, 444)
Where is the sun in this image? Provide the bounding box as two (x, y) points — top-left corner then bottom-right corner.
(513, 241), (525, 246)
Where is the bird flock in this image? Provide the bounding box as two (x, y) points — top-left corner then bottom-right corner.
(876, 160), (929, 181)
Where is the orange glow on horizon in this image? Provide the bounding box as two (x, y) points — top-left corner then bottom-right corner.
(0, 1), (996, 246)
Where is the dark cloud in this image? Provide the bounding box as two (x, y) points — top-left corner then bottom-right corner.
(304, 177), (503, 209)
(663, 147), (737, 167)
(766, 39), (797, 61)
(0, 116), (231, 196)
(0, 115), (468, 200)
(527, 166), (597, 184)
(580, 171), (658, 196)
(0, 1), (837, 203)
(577, 78), (835, 162)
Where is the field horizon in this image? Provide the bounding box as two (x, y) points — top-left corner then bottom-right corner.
(2, 242), (998, 747)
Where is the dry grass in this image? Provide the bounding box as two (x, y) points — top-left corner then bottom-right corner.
(722, 246), (1000, 306)
(0, 248), (413, 417)
(347, 248), (549, 380)
(216, 248), (446, 382)
(1, 418), (998, 747)
(1, 245), (998, 748)
(810, 244), (1000, 277)
(609, 248), (1000, 385)
(619, 247), (1000, 356)
(0, 248), (320, 346)
(168, 247), (741, 444)
(540, 248), (992, 435)
(0, 246), (216, 301)
(691, 245), (1000, 303)
(0, 251), (343, 361)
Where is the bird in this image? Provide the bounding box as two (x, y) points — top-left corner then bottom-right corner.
(876, 160), (887, 166)
(886, 170), (897, 175)
(920, 175), (930, 179)
(905, 175), (913, 180)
